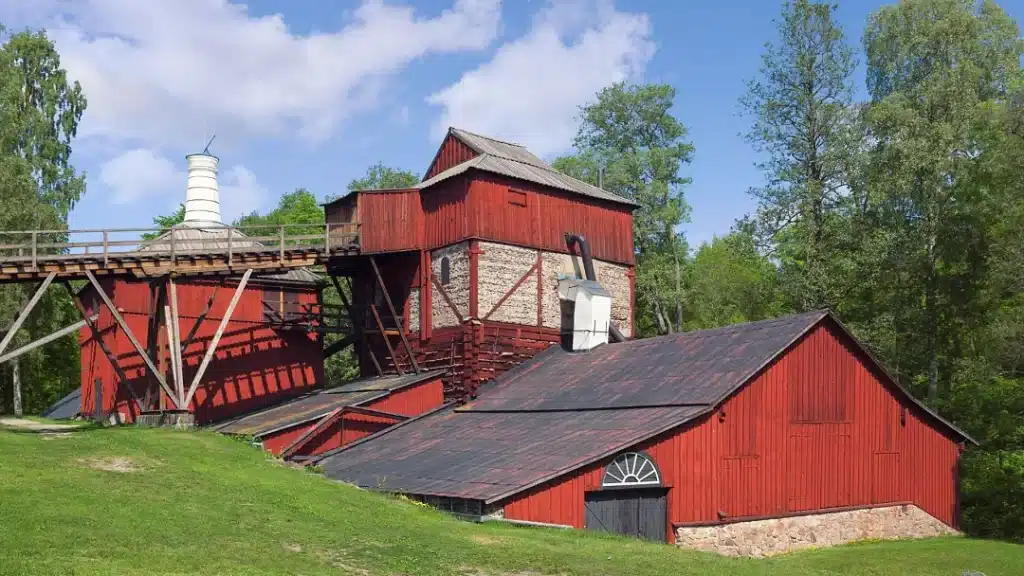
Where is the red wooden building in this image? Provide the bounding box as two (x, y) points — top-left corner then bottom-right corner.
(324, 127), (638, 399)
(316, 310), (975, 550)
(77, 153), (327, 425)
(214, 370), (445, 460)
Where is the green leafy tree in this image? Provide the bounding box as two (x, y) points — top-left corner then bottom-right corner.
(141, 203), (185, 240)
(739, 0), (861, 311)
(339, 163), (418, 196)
(862, 0), (1022, 402)
(0, 28), (87, 415)
(555, 83), (694, 335)
(686, 233), (786, 330)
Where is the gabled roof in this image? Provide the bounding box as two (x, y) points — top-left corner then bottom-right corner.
(418, 127), (638, 208)
(317, 310), (975, 504)
(41, 387), (82, 420)
(214, 370), (445, 438)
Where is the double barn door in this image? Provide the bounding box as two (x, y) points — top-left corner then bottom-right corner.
(583, 488), (668, 542)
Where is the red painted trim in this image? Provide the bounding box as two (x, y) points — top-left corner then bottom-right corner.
(483, 261), (540, 321)
(672, 502), (915, 529)
(469, 240), (481, 319)
(535, 251), (543, 327)
(626, 267), (636, 336)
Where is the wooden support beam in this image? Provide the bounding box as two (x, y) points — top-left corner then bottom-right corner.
(168, 277), (185, 406)
(84, 270), (179, 408)
(332, 274), (382, 377)
(184, 269), (252, 406)
(323, 335), (355, 359)
(0, 315), (96, 364)
(64, 282), (146, 410)
(0, 271), (56, 356)
(431, 277), (464, 324)
(164, 305), (181, 406)
(144, 281), (166, 411)
(369, 257), (420, 373)
(369, 303), (403, 376)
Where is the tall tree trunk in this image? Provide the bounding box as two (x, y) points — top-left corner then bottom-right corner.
(674, 253), (683, 331)
(12, 359), (22, 418)
(925, 233), (939, 403)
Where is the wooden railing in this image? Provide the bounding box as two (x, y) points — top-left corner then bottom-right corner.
(0, 222), (360, 269)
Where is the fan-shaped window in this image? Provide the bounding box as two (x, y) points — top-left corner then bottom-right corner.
(602, 452), (661, 488)
(440, 256), (451, 286)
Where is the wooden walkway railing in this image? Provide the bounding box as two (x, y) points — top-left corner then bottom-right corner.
(0, 222), (360, 283)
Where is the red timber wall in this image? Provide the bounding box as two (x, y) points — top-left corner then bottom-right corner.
(357, 190), (424, 254)
(78, 278), (323, 424)
(265, 376), (445, 458)
(420, 173), (635, 265)
(501, 321), (964, 539)
(424, 133), (477, 180)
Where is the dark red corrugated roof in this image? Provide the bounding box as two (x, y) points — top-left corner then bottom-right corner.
(318, 310), (974, 503)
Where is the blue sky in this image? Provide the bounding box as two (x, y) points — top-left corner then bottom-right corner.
(4, 0), (1024, 248)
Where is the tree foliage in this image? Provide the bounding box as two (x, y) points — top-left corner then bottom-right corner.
(0, 27), (86, 415)
(556, 83), (694, 335)
(739, 0), (861, 311)
(343, 163), (419, 194)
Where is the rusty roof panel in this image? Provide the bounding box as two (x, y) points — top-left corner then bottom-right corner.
(319, 405), (704, 503)
(215, 370), (445, 437)
(462, 311), (827, 412)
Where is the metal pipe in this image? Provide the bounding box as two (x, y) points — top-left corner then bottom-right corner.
(564, 233), (624, 343)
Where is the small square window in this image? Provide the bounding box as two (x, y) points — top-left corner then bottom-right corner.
(507, 189), (527, 207)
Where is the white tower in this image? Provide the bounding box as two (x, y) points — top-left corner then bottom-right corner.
(183, 153), (221, 226)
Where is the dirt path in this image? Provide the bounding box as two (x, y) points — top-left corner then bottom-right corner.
(0, 417), (82, 433)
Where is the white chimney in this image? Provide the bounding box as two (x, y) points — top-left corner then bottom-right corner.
(558, 278), (611, 351)
(183, 153), (221, 225)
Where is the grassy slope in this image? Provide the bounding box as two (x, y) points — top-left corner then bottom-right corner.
(0, 427), (1020, 576)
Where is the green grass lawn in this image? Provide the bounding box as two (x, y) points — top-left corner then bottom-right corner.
(0, 427), (1020, 576)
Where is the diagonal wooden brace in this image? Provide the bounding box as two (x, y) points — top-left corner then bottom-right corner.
(0, 314), (96, 365)
(0, 271), (56, 357)
(84, 270), (180, 409)
(369, 256), (420, 373)
(184, 269), (252, 406)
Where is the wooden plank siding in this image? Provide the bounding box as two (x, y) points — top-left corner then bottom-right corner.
(78, 278), (323, 424)
(358, 190), (425, 253)
(424, 133), (478, 180)
(501, 323), (963, 539)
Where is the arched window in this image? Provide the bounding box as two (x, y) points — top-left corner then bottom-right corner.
(601, 452), (661, 488)
(440, 256), (451, 286)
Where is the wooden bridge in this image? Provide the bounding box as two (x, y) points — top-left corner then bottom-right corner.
(0, 222), (360, 283)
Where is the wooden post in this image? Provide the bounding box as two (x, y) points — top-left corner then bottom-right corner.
(332, 275), (382, 377)
(103, 231), (109, 268)
(227, 228), (233, 266)
(168, 277), (185, 407)
(279, 225), (285, 260)
(324, 223), (331, 253)
(369, 256), (420, 373)
(84, 270), (179, 408)
(12, 359), (21, 418)
(184, 269), (252, 406)
(369, 303), (403, 376)
(164, 306), (178, 403)
(30, 231), (37, 271)
(0, 272), (56, 357)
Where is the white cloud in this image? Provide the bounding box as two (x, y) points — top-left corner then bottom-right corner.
(99, 148), (180, 204)
(10, 0), (501, 148)
(427, 0), (654, 159)
(99, 149), (269, 222)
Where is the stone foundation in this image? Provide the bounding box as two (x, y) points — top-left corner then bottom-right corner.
(674, 505), (958, 557)
(136, 411), (196, 429)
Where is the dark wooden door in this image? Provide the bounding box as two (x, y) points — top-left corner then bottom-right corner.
(584, 489), (667, 542)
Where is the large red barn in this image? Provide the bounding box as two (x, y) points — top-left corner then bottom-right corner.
(324, 127), (637, 400)
(316, 310), (975, 555)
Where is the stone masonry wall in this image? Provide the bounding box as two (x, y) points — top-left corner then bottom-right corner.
(432, 242), (471, 328)
(478, 242), (539, 325)
(407, 288), (420, 333)
(418, 241), (632, 336)
(674, 504), (957, 557)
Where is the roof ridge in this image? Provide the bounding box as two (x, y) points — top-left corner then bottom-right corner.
(450, 126), (526, 149)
